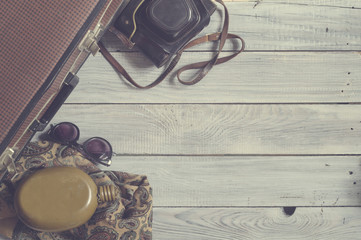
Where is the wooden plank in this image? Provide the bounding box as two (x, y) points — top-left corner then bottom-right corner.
(70, 52), (361, 103)
(101, 1), (361, 51)
(53, 104), (361, 155)
(152, 207), (361, 240)
(105, 156), (361, 207)
(225, 0), (361, 6)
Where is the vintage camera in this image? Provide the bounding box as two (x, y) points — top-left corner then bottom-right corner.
(114, 0), (217, 68)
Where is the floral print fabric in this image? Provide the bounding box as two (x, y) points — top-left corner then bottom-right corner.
(0, 141), (152, 240)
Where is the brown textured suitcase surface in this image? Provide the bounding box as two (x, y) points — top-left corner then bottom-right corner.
(0, 1), (102, 155)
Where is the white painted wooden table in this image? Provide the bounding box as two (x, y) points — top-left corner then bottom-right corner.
(53, 0), (361, 239)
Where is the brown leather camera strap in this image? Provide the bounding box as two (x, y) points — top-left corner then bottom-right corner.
(98, 0), (245, 89)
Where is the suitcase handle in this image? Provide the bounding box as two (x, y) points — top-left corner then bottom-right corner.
(30, 73), (79, 132)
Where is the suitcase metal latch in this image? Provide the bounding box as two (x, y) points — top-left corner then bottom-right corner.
(30, 73), (79, 132)
(0, 147), (17, 182)
(79, 24), (105, 56)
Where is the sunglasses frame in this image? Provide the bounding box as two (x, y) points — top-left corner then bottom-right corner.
(81, 136), (113, 167)
(46, 122), (113, 167)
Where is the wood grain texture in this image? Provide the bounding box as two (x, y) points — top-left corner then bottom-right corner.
(152, 207), (361, 240)
(101, 1), (361, 51)
(39, 1), (361, 239)
(53, 104), (361, 155)
(105, 155), (361, 207)
(70, 52), (361, 103)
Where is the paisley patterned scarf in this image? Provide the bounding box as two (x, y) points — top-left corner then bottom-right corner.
(0, 141), (152, 240)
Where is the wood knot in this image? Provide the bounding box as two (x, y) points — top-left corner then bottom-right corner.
(283, 207), (296, 216)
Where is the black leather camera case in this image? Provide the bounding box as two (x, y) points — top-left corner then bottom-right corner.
(115, 0), (217, 67)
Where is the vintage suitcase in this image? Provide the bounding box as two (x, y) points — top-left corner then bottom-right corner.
(0, 0), (124, 181)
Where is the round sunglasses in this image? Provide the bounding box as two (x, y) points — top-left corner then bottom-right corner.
(46, 122), (112, 167)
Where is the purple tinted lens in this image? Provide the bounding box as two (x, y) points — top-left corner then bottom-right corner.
(84, 138), (112, 160)
(52, 123), (79, 143)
